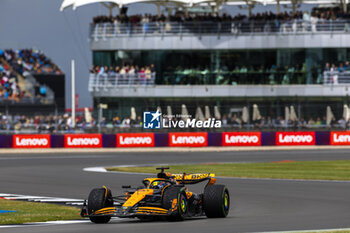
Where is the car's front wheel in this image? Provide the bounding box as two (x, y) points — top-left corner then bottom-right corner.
(87, 187), (113, 223)
(162, 186), (187, 221)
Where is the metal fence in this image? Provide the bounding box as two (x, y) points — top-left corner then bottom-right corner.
(88, 71), (350, 88)
(323, 71), (350, 84)
(90, 19), (350, 39)
(88, 73), (156, 91)
(1, 101), (349, 133)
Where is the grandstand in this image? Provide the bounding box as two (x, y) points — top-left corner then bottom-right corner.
(0, 49), (65, 115)
(61, 0), (350, 132)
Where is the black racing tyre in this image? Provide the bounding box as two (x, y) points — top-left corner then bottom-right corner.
(87, 187), (113, 223)
(203, 185), (230, 218)
(162, 186), (187, 220)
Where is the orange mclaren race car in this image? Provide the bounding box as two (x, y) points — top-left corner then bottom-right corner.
(80, 167), (230, 223)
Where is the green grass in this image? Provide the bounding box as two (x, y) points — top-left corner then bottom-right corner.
(107, 160), (350, 181)
(0, 199), (82, 224)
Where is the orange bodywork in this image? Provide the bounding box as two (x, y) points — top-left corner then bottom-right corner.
(122, 189), (154, 207)
(171, 198), (178, 211)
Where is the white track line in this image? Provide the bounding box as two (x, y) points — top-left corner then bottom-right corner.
(0, 193), (84, 205)
(0, 218), (124, 228)
(0, 220), (90, 228)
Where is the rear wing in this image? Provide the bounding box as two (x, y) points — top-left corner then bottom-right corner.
(172, 173), (216, 185)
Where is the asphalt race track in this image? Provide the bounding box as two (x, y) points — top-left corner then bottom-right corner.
(1, 149), (350, 233)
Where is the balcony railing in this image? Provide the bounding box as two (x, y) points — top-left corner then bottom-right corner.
(90, 19), (350, 39)
(88, 71), (350, 90)
(323, 71), (350, 84)
(89, 73), (156, 91)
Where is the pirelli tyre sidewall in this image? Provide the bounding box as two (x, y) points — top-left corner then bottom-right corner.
(203, 184), (230, 218)
(87, 187), (113, 223)
(162, 186), (187, 220)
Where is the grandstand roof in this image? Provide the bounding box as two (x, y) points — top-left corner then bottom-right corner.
(60, 0), (342, 10)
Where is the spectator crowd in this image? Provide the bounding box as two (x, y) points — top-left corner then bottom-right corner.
(0, 59), (27, 102)
(1, 49), (62, 75)
(324, 61), (350, 72)
(90, 64), (155, 76)
(89, 64), (156, 84)
(0, 108), (348, 134)
(0, 49), (63, 104)
(93, 8), (350, 25)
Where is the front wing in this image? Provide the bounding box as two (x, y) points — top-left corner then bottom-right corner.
(81, 205), (177, 218)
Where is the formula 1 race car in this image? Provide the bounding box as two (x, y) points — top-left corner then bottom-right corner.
(81, 167), (230, 223)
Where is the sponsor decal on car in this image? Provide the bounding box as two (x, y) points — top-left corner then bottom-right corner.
(169, 132), (207, 147)
(222, 132), (261, 146)
(276, 132), (315, 146)
(13, 134), (51, 148)
(330, 131), (350, 145)
(116, 133), (155, 147)
(64, 134), (102, 148)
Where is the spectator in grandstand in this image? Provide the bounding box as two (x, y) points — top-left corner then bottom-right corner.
(338, 117), (346, 128)
(308, 117), (315, 125)
(315, 117), (322, 125)
(324, 63), (330, 71)
(338, 63), (345, 72)
(330, 64), (338, 72)
(120, 116), (130, 127)
(299, 118), (307, 128)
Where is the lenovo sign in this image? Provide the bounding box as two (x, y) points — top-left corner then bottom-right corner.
(13, 135), (50, 148)
(64, 134), (102, 148)
(169, 132), (207, 147)
(331, 132), (350, 145)
(222, 132), (261, 146)
(117, 133), (155, 147)
(276, 132), (315, 146)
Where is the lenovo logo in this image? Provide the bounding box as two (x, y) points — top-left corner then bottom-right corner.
(331, 132), (350, 145)
(67, 137), (100, 146)
(64, 134), (102, 148)
(222, 132), (261, 146)
(169, 133), (207, 147)
(276, 132), (315, 146)
(117, 133), (155, 147)
(172, 136), (206, 144)
(13, 135), (51, 148)
(120, 136), (152, 145)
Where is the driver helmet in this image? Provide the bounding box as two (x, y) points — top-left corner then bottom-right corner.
(153, 181), (167, 189)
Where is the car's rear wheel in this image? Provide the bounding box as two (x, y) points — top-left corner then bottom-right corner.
(87, 187), (113, 223)
(162, 186), (187, 221)
(203, 185), (230, 218)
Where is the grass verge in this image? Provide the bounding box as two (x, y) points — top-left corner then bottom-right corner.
(0, 199), (82, 224)
(107, 160), (350, 181)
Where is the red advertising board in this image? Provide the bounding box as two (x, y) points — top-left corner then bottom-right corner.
(117, 133), (155, 147)
(330, 131), (350, 145)
(13, 134), (51, 148)
(169, 132), (207, 147)
(64, 134), (102, 148)
(222, 132), (261, 146)
(276, 132), (315, 146)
